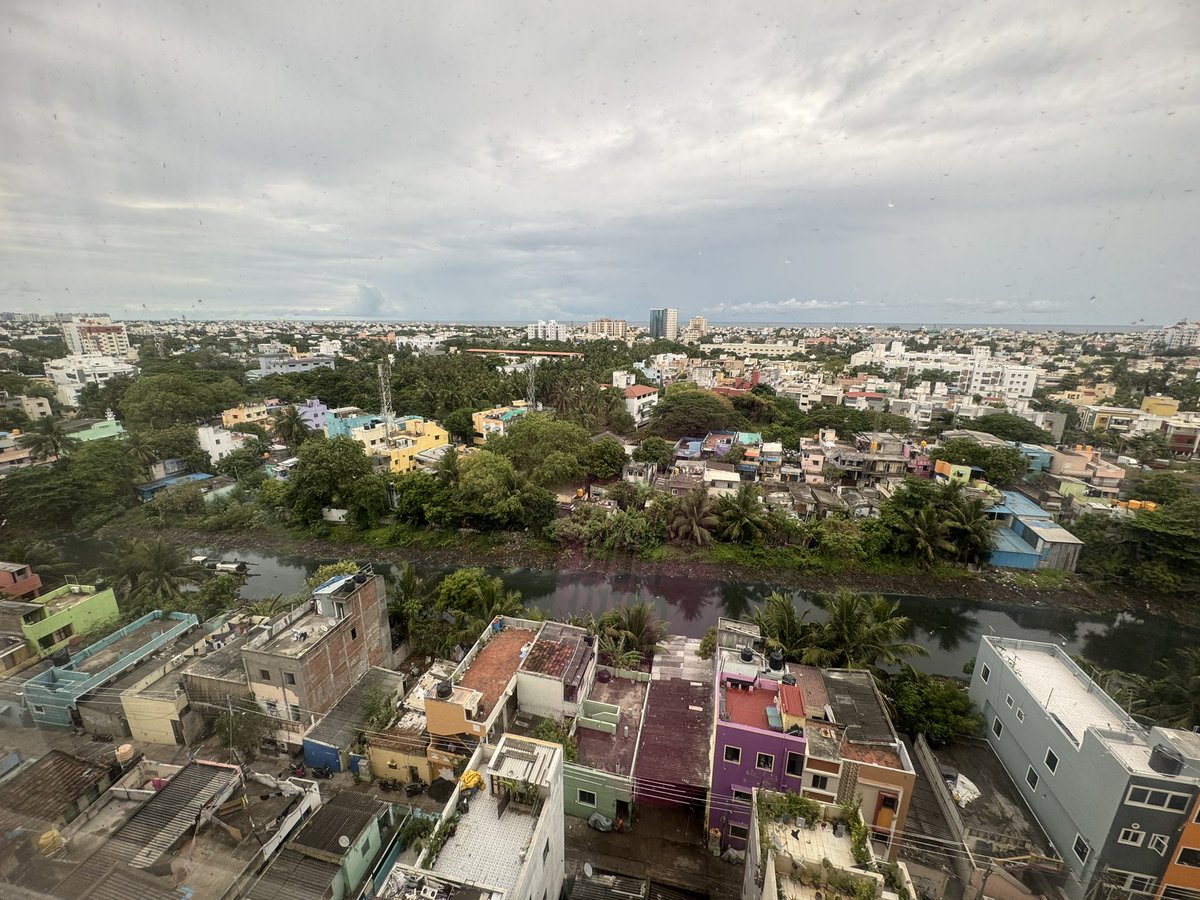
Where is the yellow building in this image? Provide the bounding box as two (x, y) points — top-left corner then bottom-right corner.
(367, 726), (432, 784)
(471, 401), (529, 444)
(348, 416), (449, 473)
(1141, 394), (1181, 416)
(221, 401), (278, 429)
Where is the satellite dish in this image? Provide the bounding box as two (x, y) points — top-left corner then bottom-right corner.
(338, 835), (350, 849)
(583, 862), (593, 877)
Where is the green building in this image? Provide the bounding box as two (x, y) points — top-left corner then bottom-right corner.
(67, 412), (126, 443)
(17, 582), (120, 656)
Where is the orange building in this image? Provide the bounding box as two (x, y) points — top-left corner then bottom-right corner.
(1159, 793), (1200, 900)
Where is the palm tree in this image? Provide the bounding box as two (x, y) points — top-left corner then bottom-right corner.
(271, 405), (311, 447)
(598, 633), (644, 671)
(387, 563), (433, 638)
(17, 416), (78, 461)
(946, 496), (998, 564)
(803, 589), (928, 673)
(598, 601), (666, 659)
(717, 484), (768, 544)
(752, 591), (816, 662)
(241, 593), (295, 619)
(107, 537), (197, 609)
(668, 489), (719, 547)
(1132, 648), (1200, 730)
(0, 538), (71, 577)
(902, 505), (957, 567)
(444, 575), (527, 653)
(124, 431), (159, 469)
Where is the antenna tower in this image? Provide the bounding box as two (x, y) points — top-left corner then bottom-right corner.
(378, 354), (395, 442)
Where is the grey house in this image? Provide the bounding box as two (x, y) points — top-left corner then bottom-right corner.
(969, 637), (1200, 900)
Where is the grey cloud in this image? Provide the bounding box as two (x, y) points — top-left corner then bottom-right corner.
(0, 1), (1196, 324)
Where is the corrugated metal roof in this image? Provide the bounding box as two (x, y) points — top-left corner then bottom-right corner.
(290, 791), (384, 857)
(305, 666), (405, 750)
(0, 750), (109, 828)
(634, 679), (712, 789)
(244, 848), (339, 900)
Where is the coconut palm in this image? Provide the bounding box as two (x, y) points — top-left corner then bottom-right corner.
(598, 633), (644, 671)
(0, 538), (72, 578)
(1132, 647), (1200, 730)
(599, 601), (666, 659)
(752, 591), (817, 662)
(668, 489), (719, 547)
(443, 574), (527, 653)
(241, 593), (296, 619)
(387, 563), (434, 638)
(124, 431), (159, 469)
(717, 483), (768, 544)
(803, 589), (928, 673)
(901, 505), (957, 567)
(107, 537), (197, 609)
(946, 496), (998, 564)
(271, 405), (311, 447)
(17, 416), (78, 461)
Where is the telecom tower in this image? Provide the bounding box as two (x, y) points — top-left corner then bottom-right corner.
(377, 354), (394, 442)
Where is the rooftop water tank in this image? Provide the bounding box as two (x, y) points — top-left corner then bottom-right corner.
(1149, 743), (1184, 776)
(768, 648), (785, 671)
(435, 680), (453, 700)
(739, 646), (754, 664)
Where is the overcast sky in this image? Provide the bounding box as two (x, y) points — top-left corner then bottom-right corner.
(1, 1), (1197, 326)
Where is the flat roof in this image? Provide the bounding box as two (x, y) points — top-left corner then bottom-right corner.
(635, 678), (712, 789)
(992, 526), (1038, 556)
(575, 676), (648, 776)
(0, 750), (109, 830)
(74, 618), (183, 675)
(987, 638), (1137, 747)
(994, 490), (1052, 519)
(458, 627), (536, 720)
(306, 667), (405, 750)
(1023, 520), (1084, 545)
(403, 659), (457, 712)
(256, 608), (336, 658)
(723, 685), (777, 730)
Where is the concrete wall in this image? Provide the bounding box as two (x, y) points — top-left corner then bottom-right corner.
(708, 716), (807, 850)
(510, 745), (565, 900)
(23, 585), (119, 654)
(515, 670), (564, 720)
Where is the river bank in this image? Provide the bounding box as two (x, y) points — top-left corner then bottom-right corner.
(95, 523), (1195, 628)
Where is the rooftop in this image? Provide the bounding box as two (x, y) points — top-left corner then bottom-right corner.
(575, 676), (649, 776)
(986, 637), (1136, 748)
(403, 659), (457, 712)
(635, 677), (713, 789)
(994, 490), (1053, 519)
(458, 627), (537, 720)
(73, 617), (186, 675)
(244, 848), (339, 900)
(290, 791), (386, 857)
(722, 684), (779, 730)
(521, 621), (591, 682)
(305, 667), (405, 750)
(0, 750), (110, 830)
(255, 606), (337, 658)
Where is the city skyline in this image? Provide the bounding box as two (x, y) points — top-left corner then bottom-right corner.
(1, 2), (1197, 325)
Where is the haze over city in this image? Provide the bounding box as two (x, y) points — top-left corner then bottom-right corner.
(2, 1), (1197, 324)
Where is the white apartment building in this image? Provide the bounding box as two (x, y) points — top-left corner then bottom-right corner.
(1150, 321), (1200, 350)
(196, 424), (251, 466)
(587, 318), (628, 339)
(245, 353), (335, 380)
(379, 735), (565, 900)
(315, 338), (343, 356)
(967, 363), (1039, 400)
(44, 355), (140, 406)
(526, 320), (570, 341)
(62, 317), (132, 359)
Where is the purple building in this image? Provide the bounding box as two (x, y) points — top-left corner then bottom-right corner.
(709, 646), (808, 850)
(295, 397), (329, 431)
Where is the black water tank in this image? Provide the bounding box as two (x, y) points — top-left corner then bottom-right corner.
(739, 646), (754, 664)
(435, 680), (453, 700)
(354, 573), (368, 584)
(1149, 743), (1184, 776)
(584, 634), (595, 647)
(769, 649), (785, 671)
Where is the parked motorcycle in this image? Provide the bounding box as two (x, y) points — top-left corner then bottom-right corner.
(91, 732), (114, 742)
(377, 778), (402, 792)
(404, 780), (427, 796)
(312, 765), (335, 780)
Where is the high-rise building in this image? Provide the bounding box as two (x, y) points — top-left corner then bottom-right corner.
(62, 316), (131, 359)
(587, 318), (627, 339)
(43, 355), (140, 406)
(688, 315), (708, 335)
(649, 308), (678, 341)
(526, 320), (570, 341)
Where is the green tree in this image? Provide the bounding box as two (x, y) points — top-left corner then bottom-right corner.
(215, 446), (267, 479)
(442, 408), (477, 443)
(1131, 647), (1200, 730)
(930, 439), (1029, 487)
(436, 445), (460, 486)
(110, 538), (198, 611)
(17, 416), (78, 460)
(583, 439), (628, 480)
(888, 666), (982, 745)
(387, 562), (434, 643)
(271, 405), (311, 447)
(900, 505), (957, 567)
(1128, 472), (1190, 506)
(436, 567), (528, 653)
(753, 592), (817, 662)
(487, 414), (591, 477)
(124, 431), (160, 469)
(214, 707), (271, 762)
(945, 495), (998, 564)
(305, 560), (360, 588)
(284, 436), (373, 521)
(966, 413), (1053, 444)
(531, 450), (585, 488)
(391, 471), (450, 526)
(361, 684), (394, 733)
(119, 373), (244, 429)
(632, 436), (675, 471)
(648, 386), (737, 438)
(456, 451), (524, 527)
(183, 574), (244, 621)
(804, 589), (928, 673)
(668, 489), (719, 547)
(598, 601), (666, 659)
(346, 474), (391, 529)
(717, 483), (768, 544)
(531, 718), (577, 762)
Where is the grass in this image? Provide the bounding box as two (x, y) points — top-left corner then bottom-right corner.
(1011, 569), (1073, 590)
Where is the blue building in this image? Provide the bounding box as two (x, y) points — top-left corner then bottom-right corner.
(986, 491), (1083, 573)
(22, 611), (199, 727)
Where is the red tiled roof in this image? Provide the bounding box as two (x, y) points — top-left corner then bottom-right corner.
(459, 628), (536, 717)
(624, 385), (658, 398)
(779, 684), (806, 718)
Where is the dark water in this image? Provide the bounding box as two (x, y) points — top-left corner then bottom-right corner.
(173, 546), (1199, 681)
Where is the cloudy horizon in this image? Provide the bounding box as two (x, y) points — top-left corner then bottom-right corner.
(1, 1), (1197, 326)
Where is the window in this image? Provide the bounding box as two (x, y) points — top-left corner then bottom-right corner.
(351, 627), (358, 640)
(577, 789), (597, 807)
(1073, 834), (1090, 864)
(992, 718), (1003, 738)
(1177, 848), (1200, 868)
(1016, 707), (1025, 722)
(259, 669), (270, 680)
(733, 789), (752, 802)
(542, 840), (549, 863)
(1109, 872), (1156, 893)
(284, 673), (296, 685)
(1150, 834), (1169, 856)
(811, 774), (829, 792)
(1006, 694), (1014, 709)
(1045, 748), (1059, 774)
(724, 745), (742, 764)
(1118, 828), (1145, 847)
(1126, 786), (1192, 811)
(786, 752), (804, 777)
(729, 824), (749, 841)
(756, 752), (774, 772)
(31, 704), (45, 714)
(1026, 767), (1039, 791)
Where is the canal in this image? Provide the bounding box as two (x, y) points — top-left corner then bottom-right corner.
(196, 546), (1197, 680)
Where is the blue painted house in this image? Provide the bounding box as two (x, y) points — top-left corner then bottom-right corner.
(986, 491), (1084, 573)
(22, 611), (199, 727)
